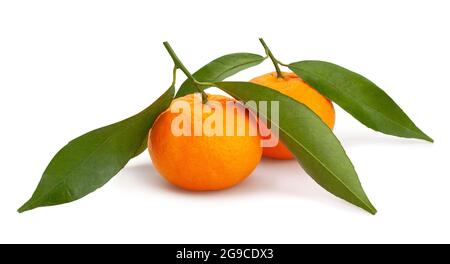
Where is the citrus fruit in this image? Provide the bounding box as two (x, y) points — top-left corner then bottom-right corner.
(148, 93), (262, 191)
(250, 71), (335, 159)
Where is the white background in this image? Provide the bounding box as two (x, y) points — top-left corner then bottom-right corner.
(1, 0), (449, 243)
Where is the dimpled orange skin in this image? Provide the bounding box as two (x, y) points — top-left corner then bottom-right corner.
(251, 72), (335, 160)
(148, 94), (262, 191)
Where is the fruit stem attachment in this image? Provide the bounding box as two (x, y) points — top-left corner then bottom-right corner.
(259, 38), (284, 79)
(163, 41), (208, 103)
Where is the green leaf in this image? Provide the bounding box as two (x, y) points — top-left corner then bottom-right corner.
(18, 86), (175, 213)
(214, 81), (377, 214)
(289, 61), (433, 142)
(175, 53), (265, 98)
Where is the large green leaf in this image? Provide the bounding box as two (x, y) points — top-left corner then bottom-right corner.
(289, 61), (433, 142)
(18, 86), (175, 213)
(214, 81), (377, 214)
(175, 53), (265, 98)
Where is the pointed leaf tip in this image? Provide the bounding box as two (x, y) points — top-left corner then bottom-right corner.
(176, 53), (265, 98)
(288, 61), (433, 143)
(214, 81), (377, 214)
(18, 86), (175, 212)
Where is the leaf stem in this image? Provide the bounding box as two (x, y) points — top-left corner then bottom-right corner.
(259, 38), (284, 78)
(277, 60), (290, 67)
(170, 66), (177, 87)
(163, 41), (208, 102)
